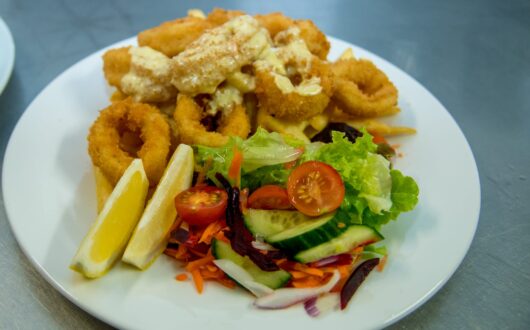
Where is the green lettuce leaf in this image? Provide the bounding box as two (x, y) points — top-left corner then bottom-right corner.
(310, 130), (392, 214)
(241, 164), (291, 192)
(361, 170), (419, 229)
(239, 128), (302, 172)
(195, 128), (302, 185)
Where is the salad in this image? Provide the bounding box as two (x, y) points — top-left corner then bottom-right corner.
(164, 125), (418, 315)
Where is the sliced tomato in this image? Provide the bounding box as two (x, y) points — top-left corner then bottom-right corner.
(248, 185), (292, 210)
(175, 186), (228, 226)
(287, 161), (345, 216)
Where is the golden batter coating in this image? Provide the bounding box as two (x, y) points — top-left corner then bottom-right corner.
(173, 94), (250, 147)
(88, 98), (171, 186)
(137, 16), (214, 57)
(331, 58), (399, 117)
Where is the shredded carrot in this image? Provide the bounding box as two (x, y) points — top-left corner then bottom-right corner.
(240, 188), (249, 214)
(214, 230), (230, 243)
(352, 246), (364, 254)
(164, 248), (179, 257)
(206, 264), (218, 272)
(377, 255), (388, 272)
(199, 220), (223, 244)
(174, 244), (189, 260)
(186, 254), (214, 272)
(200, 269), (222, 279)
(216, 277), (237, 289)
(289, 270), (309, 279)
(283, 160), (297, 169)
(372, 135), (387, 144)
(228, 147), (243, 187)
(337, 265), (352, 278)
(293, 263), (325, 277)
(191, 269), (204, 293)
(176, 273), (188, 281)
(291, 276), (323, 288)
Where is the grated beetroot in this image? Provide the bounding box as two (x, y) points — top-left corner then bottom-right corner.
(219, 174), (279, 271)
(340, 258), (380, 309)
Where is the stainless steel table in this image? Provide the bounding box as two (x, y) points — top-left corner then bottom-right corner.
(1, 0), (528, 329)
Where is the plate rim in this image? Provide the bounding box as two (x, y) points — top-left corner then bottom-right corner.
(0, 16), (15, 95)
(1, 35), (481, 330)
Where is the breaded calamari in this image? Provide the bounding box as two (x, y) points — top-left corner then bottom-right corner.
(331, 57), (399, 117)
(173, 94), (250, 147)
(171, 15), (271, 95)
(206, 8), (245, 26)
(254, 27), (333, 120)
(102, 46), (177, 103)
(88, 98), (171, 186)
(137, 16), (214, 57)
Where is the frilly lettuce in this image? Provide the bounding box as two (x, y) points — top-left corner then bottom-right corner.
(195, 128), (302, 185)
(305, 131), (393, 214)
(196, 128), (418, 230)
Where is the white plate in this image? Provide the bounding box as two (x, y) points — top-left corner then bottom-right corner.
(0, 17), (15, 94)
(2, 36), (480, 330)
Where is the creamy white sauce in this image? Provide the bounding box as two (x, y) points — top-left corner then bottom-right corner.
(121, 47), (175, 102)
(171, 15), (271, 95)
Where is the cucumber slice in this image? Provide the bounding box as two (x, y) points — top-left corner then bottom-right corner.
(294, 225), (384, 263)
(212, 239), (291, 289)
(267, 213), (344, 253)
(244, 209), (314, 238)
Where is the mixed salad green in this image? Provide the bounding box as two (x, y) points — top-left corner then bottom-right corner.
(196, 127), (418, 232)
(168, 126), (419, 313)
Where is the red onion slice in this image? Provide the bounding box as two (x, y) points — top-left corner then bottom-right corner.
(213, 259), (273, 298)
(310, 253), (353, 268)
(254, 270), (340, 309)
(304, 293), (340, 317)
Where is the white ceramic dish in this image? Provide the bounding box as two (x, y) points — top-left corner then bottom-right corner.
(0, 17), (15, 95)
(2, 36), (480, 330)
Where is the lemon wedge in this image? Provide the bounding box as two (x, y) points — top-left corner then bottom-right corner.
(93, 166), (114, 213)
(70, 159), (149, 278)
(122, 144), (194, 270)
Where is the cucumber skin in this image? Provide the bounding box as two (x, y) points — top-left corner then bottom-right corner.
(294, 225), (383, 263)
(244, 209), (311, 239)
(244, 209), (347, 254)
(211, 239), (291, 289)
(268, 215), (347, 253)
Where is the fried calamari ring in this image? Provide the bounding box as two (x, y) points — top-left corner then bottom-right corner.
(295, 20), (330, 60)
(331, 58), (399, 117)
(102, 46), (176, 103)
(255, 13), (329, 60)
(171, 15), (270, 95)
(88, 99), (170, 186)
(173, 94), (250, 147)
(137, 16), (214, 57)
(206, 8), (245, 26)
(255, 12), (294, 38)
(103, 47), (131, 88)
(255, 57), (333, 121)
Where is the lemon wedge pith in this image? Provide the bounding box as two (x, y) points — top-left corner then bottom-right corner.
(122, 144), (194, 270)
(70, 159), (149, 278)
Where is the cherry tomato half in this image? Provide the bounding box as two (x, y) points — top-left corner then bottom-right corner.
(174, 186), (228, 226)
(248, 185), (292, 210)
(287, 161), (345, 216)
